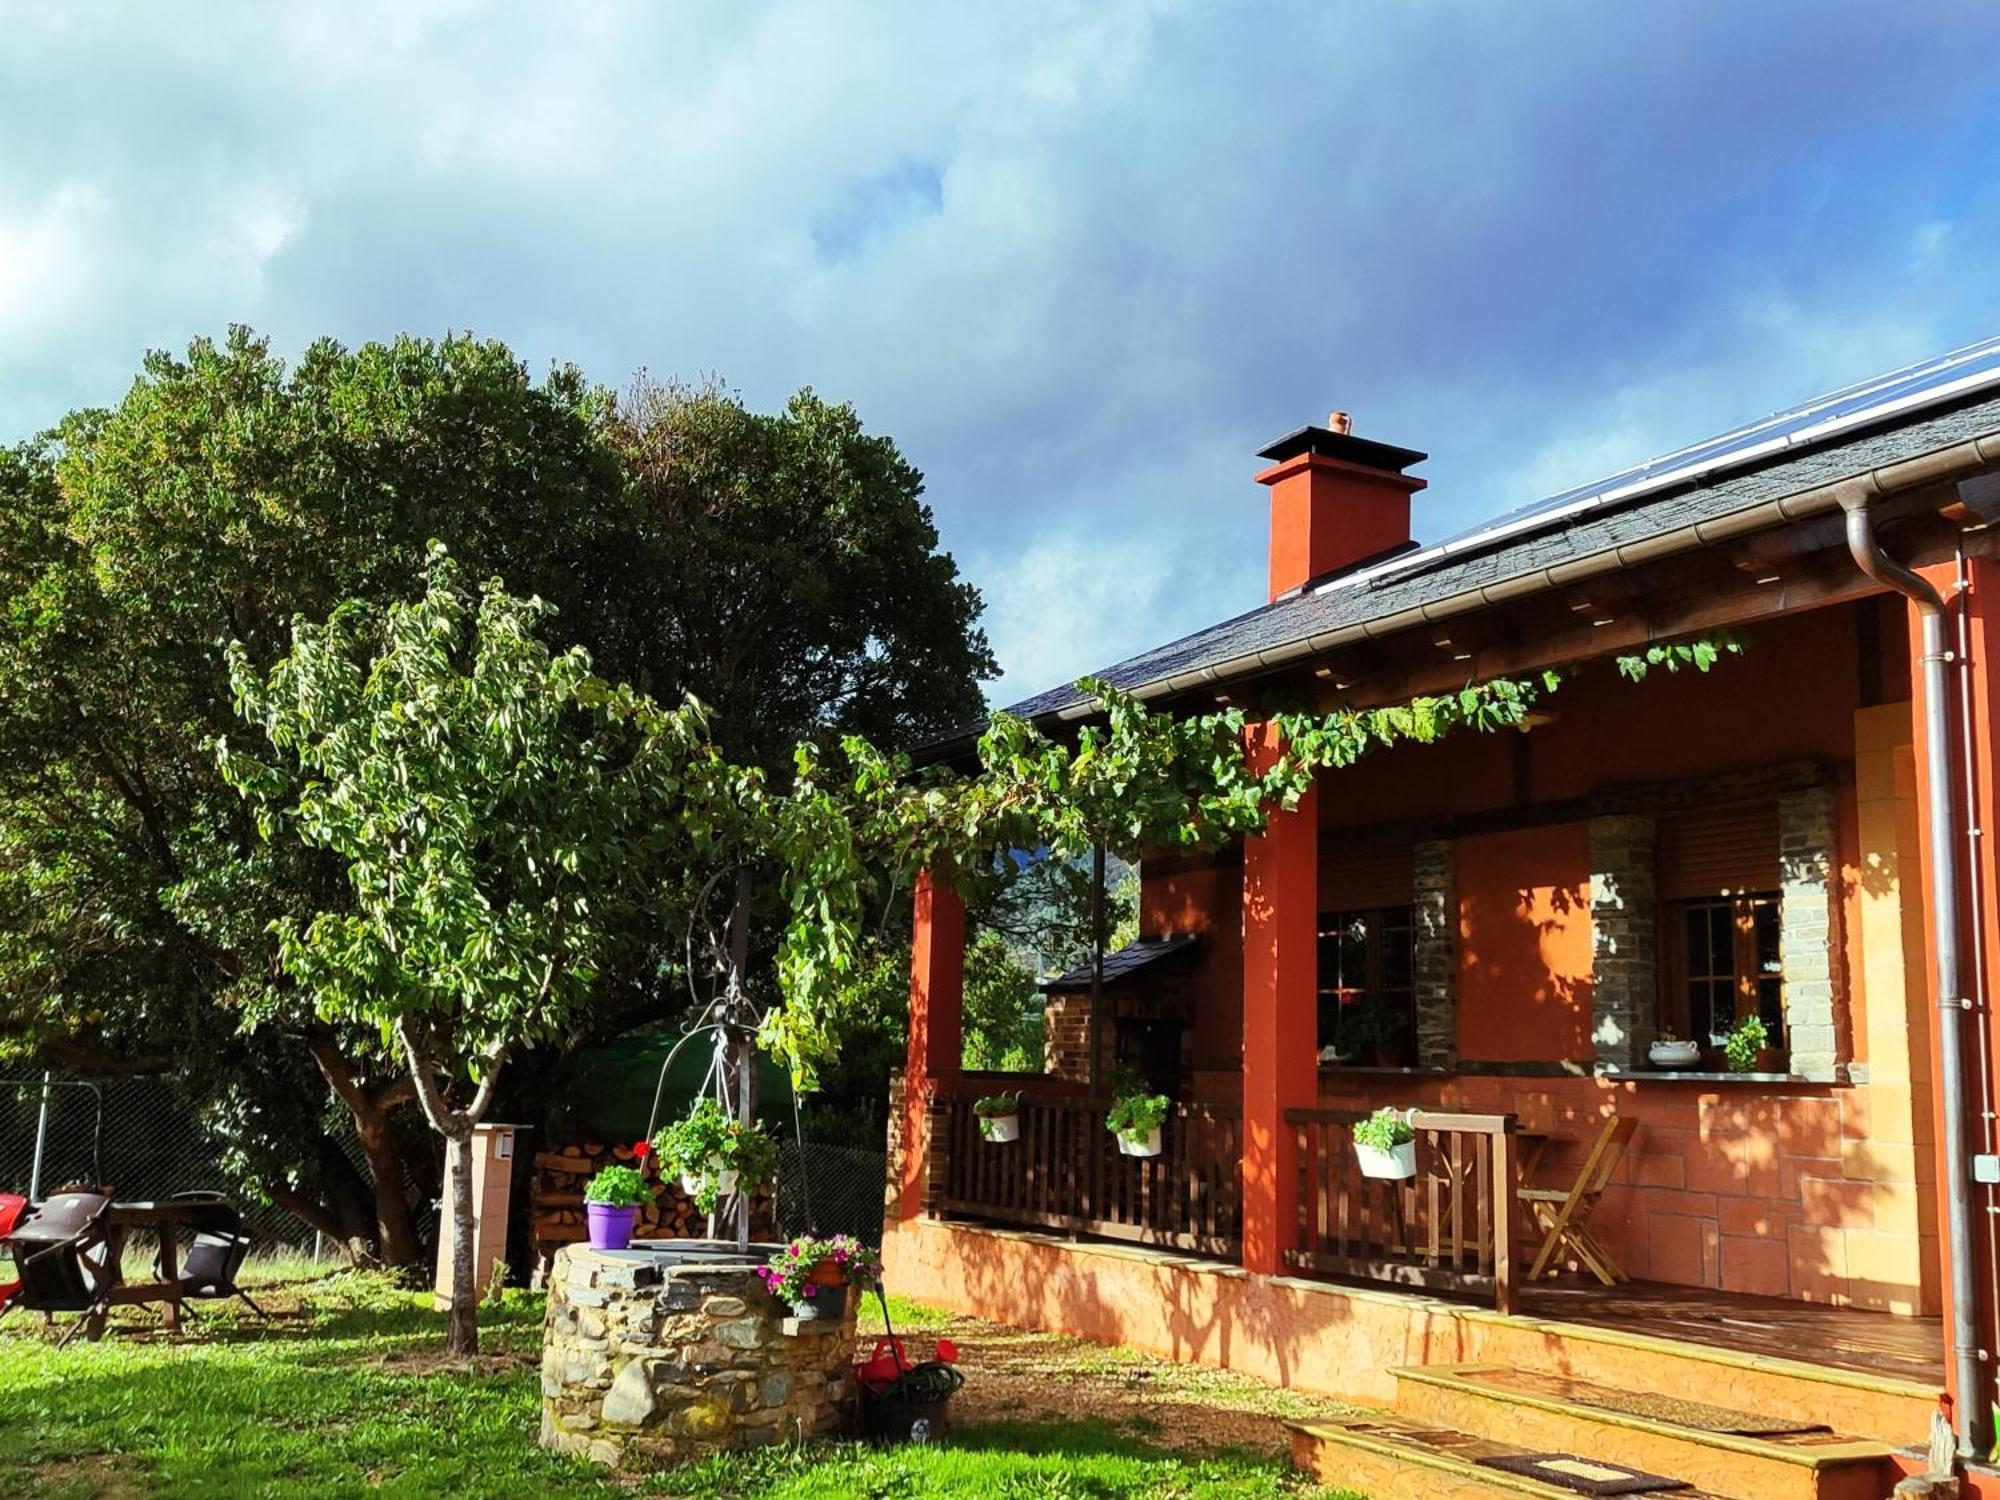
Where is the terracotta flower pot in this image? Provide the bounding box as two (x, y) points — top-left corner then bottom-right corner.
(810, 1258), (847, 1288)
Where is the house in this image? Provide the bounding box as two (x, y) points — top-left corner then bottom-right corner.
(882, 337), (2000, 1496)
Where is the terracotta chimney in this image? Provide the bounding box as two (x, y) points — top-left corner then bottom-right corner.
(1254, 414), (1426, 602)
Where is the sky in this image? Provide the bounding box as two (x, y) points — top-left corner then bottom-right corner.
(5, 3), (2000, 706)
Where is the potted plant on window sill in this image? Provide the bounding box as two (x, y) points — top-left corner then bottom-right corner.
(1723, 1016), (1778, 1075)
(582, 1164), (649, 1251)
(759, 1233), (882, 1322)
(1106, 1083), (1170, 1158)
(1648, 1029), (1702, 1070)
(653, 1097), (779, 1215)
(974, 1093), (1021, 1143)
(1353, 1107), (1418, 1180)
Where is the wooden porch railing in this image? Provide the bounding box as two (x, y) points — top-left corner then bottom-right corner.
(936, 1087), (1243, 1259)
(1285, 1107), (1519, 1313)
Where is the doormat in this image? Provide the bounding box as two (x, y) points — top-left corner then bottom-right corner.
(1476, 1453), (1693, 1495)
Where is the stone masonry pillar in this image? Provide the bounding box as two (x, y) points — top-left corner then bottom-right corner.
(1589, 814), (1657, 1069)
(1779, 783), (1844, 1082)
(1412, 838), (1457, 1069)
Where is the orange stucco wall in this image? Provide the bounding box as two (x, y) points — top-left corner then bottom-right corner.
(1455, 824), (1594, 1064)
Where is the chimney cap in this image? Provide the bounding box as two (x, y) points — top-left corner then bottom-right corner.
(1257, 423), (1427, 473)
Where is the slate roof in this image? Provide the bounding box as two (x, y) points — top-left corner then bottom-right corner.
(1001, 387), (2000, 723)
(1037, 933), (1201, 991)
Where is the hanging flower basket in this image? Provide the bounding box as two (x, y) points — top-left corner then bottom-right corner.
(652, 1098), (778, 1214)
(1355, 1139), (1417, 1179)
(1106, 1082), (1169, 1159)
(680, 1166), (739, 1201)
(1116, 1125), (1162, 1158)
(1353, 1107), (1418, 1180)
(974, 1094), (1021, 1143)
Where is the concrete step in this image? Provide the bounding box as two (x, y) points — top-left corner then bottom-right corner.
(1287, 1415), (1734, 1500)
(1392, 1363), (1898, 1500)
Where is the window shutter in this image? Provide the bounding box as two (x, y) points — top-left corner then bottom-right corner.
(1657, 802), (1779, 899)
(1319, 842), (1415, 912)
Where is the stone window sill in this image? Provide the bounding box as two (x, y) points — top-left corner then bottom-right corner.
(1600, 1067), (1837, 1085)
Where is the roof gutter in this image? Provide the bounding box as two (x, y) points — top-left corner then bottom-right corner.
(1053, 429), (2000, 721)
(1839, 479), (1988, 1456)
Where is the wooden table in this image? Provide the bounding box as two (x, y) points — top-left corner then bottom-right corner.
(84, 1200), (199, 1341)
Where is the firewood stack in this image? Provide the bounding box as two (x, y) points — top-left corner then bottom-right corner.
(530, 1139), (779, 1264)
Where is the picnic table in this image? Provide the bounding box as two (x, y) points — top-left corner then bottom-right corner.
(81, 1199), (202, 1341)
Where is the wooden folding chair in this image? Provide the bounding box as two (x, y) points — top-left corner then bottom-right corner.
(1521, 1116), (1637, 1284)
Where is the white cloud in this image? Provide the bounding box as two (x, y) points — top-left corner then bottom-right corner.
(2, 1), (1998, 704)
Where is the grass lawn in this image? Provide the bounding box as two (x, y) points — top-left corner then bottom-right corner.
(0, 1263), (1363, 1498)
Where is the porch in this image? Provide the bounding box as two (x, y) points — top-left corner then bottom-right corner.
(917, 1081), (1944, 1388)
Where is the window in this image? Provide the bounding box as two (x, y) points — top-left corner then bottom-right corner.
(1316, 906), (1415, 1064)
(1664, 893), (1784, 1045)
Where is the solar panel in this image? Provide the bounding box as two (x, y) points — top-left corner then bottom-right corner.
(1323, 331), (2000, 599)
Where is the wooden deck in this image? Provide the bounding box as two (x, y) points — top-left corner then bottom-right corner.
(1520, 1279), (1943, 1385)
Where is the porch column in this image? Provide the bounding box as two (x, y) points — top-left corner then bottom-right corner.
(1588, 814), (1657, 1069)
(896, 867), (965, 1222)
(1241, 722), (1320, 1276)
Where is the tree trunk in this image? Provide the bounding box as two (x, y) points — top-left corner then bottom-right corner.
(444, 1124), (478, 1356)
(353, 1111), (423, 1269)
(306, 1030), (425, 1270)
(394, 1018), (506, 1360)
(1088, 843), (1107, 1095)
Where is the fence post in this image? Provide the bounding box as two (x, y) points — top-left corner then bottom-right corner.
(28, 1070), (53, 1202)
(1492, 1119), (1518, 1315)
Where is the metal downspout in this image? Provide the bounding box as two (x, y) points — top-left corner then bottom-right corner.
(1840, 484), (1986, 1452)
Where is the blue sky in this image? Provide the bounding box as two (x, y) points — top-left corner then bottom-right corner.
(4, 3), (2000, 704)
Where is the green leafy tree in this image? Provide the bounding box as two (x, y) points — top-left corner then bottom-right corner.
(218, 550), (728, 1353)
(962, 931), (1045, 1071)
(0, 328), (994, 1263)
(607, 376), (994, 765)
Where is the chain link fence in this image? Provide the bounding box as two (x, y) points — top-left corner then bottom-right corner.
(1, 1072), (315, 1250)
(7, 1072), (890, 1260)
(772, 1140), (889, 1247)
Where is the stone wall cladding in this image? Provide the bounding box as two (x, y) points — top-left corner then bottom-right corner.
(1412, 839), (1457, 1069)
(1589, 815), (1658, 1068)
(1779, 784), (1844, 1082)
(540, 1246), (858, 1470)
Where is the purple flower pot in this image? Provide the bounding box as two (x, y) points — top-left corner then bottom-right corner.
(586, 1201), (640, 1251)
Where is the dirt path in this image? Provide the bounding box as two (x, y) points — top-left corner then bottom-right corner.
(861, 1303), (1366, 1461)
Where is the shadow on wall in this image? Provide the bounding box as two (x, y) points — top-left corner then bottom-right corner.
(1455, 824), (1594, 1064)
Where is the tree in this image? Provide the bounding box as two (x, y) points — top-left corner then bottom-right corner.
(605, 377), (994, 766)
(219, 550), (728, 1352)
(0, 328), (995, 1262)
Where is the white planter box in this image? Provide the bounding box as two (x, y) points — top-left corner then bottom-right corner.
(1115, 1126), (1163, 1158)
(680, 1167), (739, 1199)
(1356, 1139), (1417, 1180)
(1648, 1040), (1702, 1069)
(979, 1114), (1020, 1143)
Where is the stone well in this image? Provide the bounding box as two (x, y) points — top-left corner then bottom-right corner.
(539, 1240), (859, 1469)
